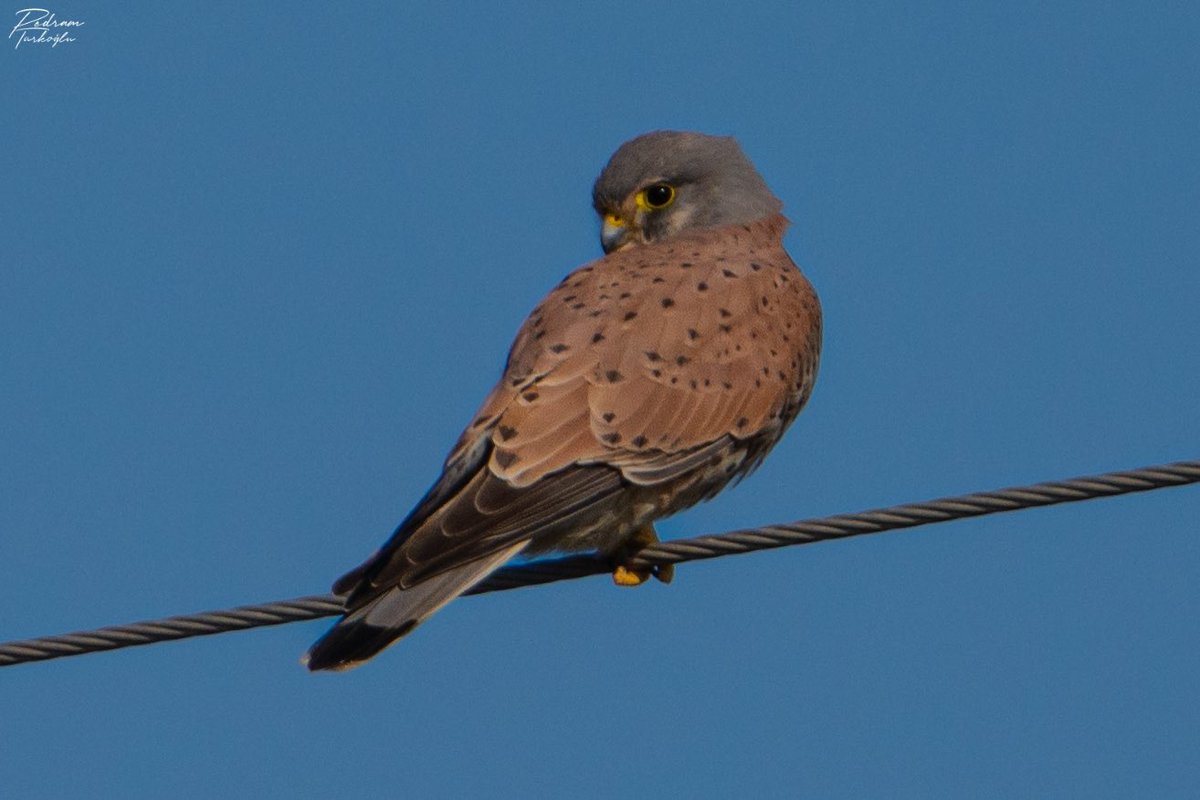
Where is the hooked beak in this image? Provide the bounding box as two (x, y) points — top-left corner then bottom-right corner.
(601, 214), (634, 253)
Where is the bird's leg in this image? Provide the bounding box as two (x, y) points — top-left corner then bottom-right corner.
(611, 525), (674, 586)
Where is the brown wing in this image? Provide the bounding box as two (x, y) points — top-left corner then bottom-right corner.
(339, 214), (820, 604)
(463, 214), (821, 488)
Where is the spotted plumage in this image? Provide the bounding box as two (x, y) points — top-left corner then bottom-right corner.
(305, 131), (822, 671)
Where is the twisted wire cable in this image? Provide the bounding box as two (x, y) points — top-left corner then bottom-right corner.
(2, 459), (1197, 668)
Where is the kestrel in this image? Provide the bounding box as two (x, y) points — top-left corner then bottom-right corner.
(304, 131), (822, 671)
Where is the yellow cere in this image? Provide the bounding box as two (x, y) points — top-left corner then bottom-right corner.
(604, 212), (626, 228)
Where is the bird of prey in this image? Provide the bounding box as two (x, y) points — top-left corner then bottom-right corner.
(304, 131), (822, 671)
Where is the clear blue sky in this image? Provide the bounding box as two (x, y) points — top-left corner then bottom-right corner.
(3, 2), (1198, 797)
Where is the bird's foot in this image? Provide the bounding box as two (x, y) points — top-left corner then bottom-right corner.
(611, 525), (674, 586)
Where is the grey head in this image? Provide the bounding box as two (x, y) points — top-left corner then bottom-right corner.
(592, 131), (783, 254)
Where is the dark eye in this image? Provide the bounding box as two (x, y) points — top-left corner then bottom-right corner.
(640, 183), (676, 210)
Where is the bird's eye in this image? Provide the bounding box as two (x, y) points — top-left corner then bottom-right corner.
(637, 183), (676, 211)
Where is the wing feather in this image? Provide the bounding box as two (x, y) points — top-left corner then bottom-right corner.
(313, 215), (821, 669)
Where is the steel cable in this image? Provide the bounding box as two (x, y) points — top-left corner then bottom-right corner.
(2, 459), (1196, 668)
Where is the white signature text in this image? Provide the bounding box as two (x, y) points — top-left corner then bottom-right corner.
(10, 7), (84, 49)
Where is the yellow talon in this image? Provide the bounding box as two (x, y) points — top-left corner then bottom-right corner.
(612, 565), (650, 586)
(610, 525), (675, 586)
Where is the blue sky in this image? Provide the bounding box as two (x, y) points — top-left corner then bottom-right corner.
(3, 2), (1198, 797)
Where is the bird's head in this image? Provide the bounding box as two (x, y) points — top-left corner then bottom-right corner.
(591, 130), (783, 254)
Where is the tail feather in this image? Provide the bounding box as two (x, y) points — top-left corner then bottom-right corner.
(304, 540), (528, 671)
